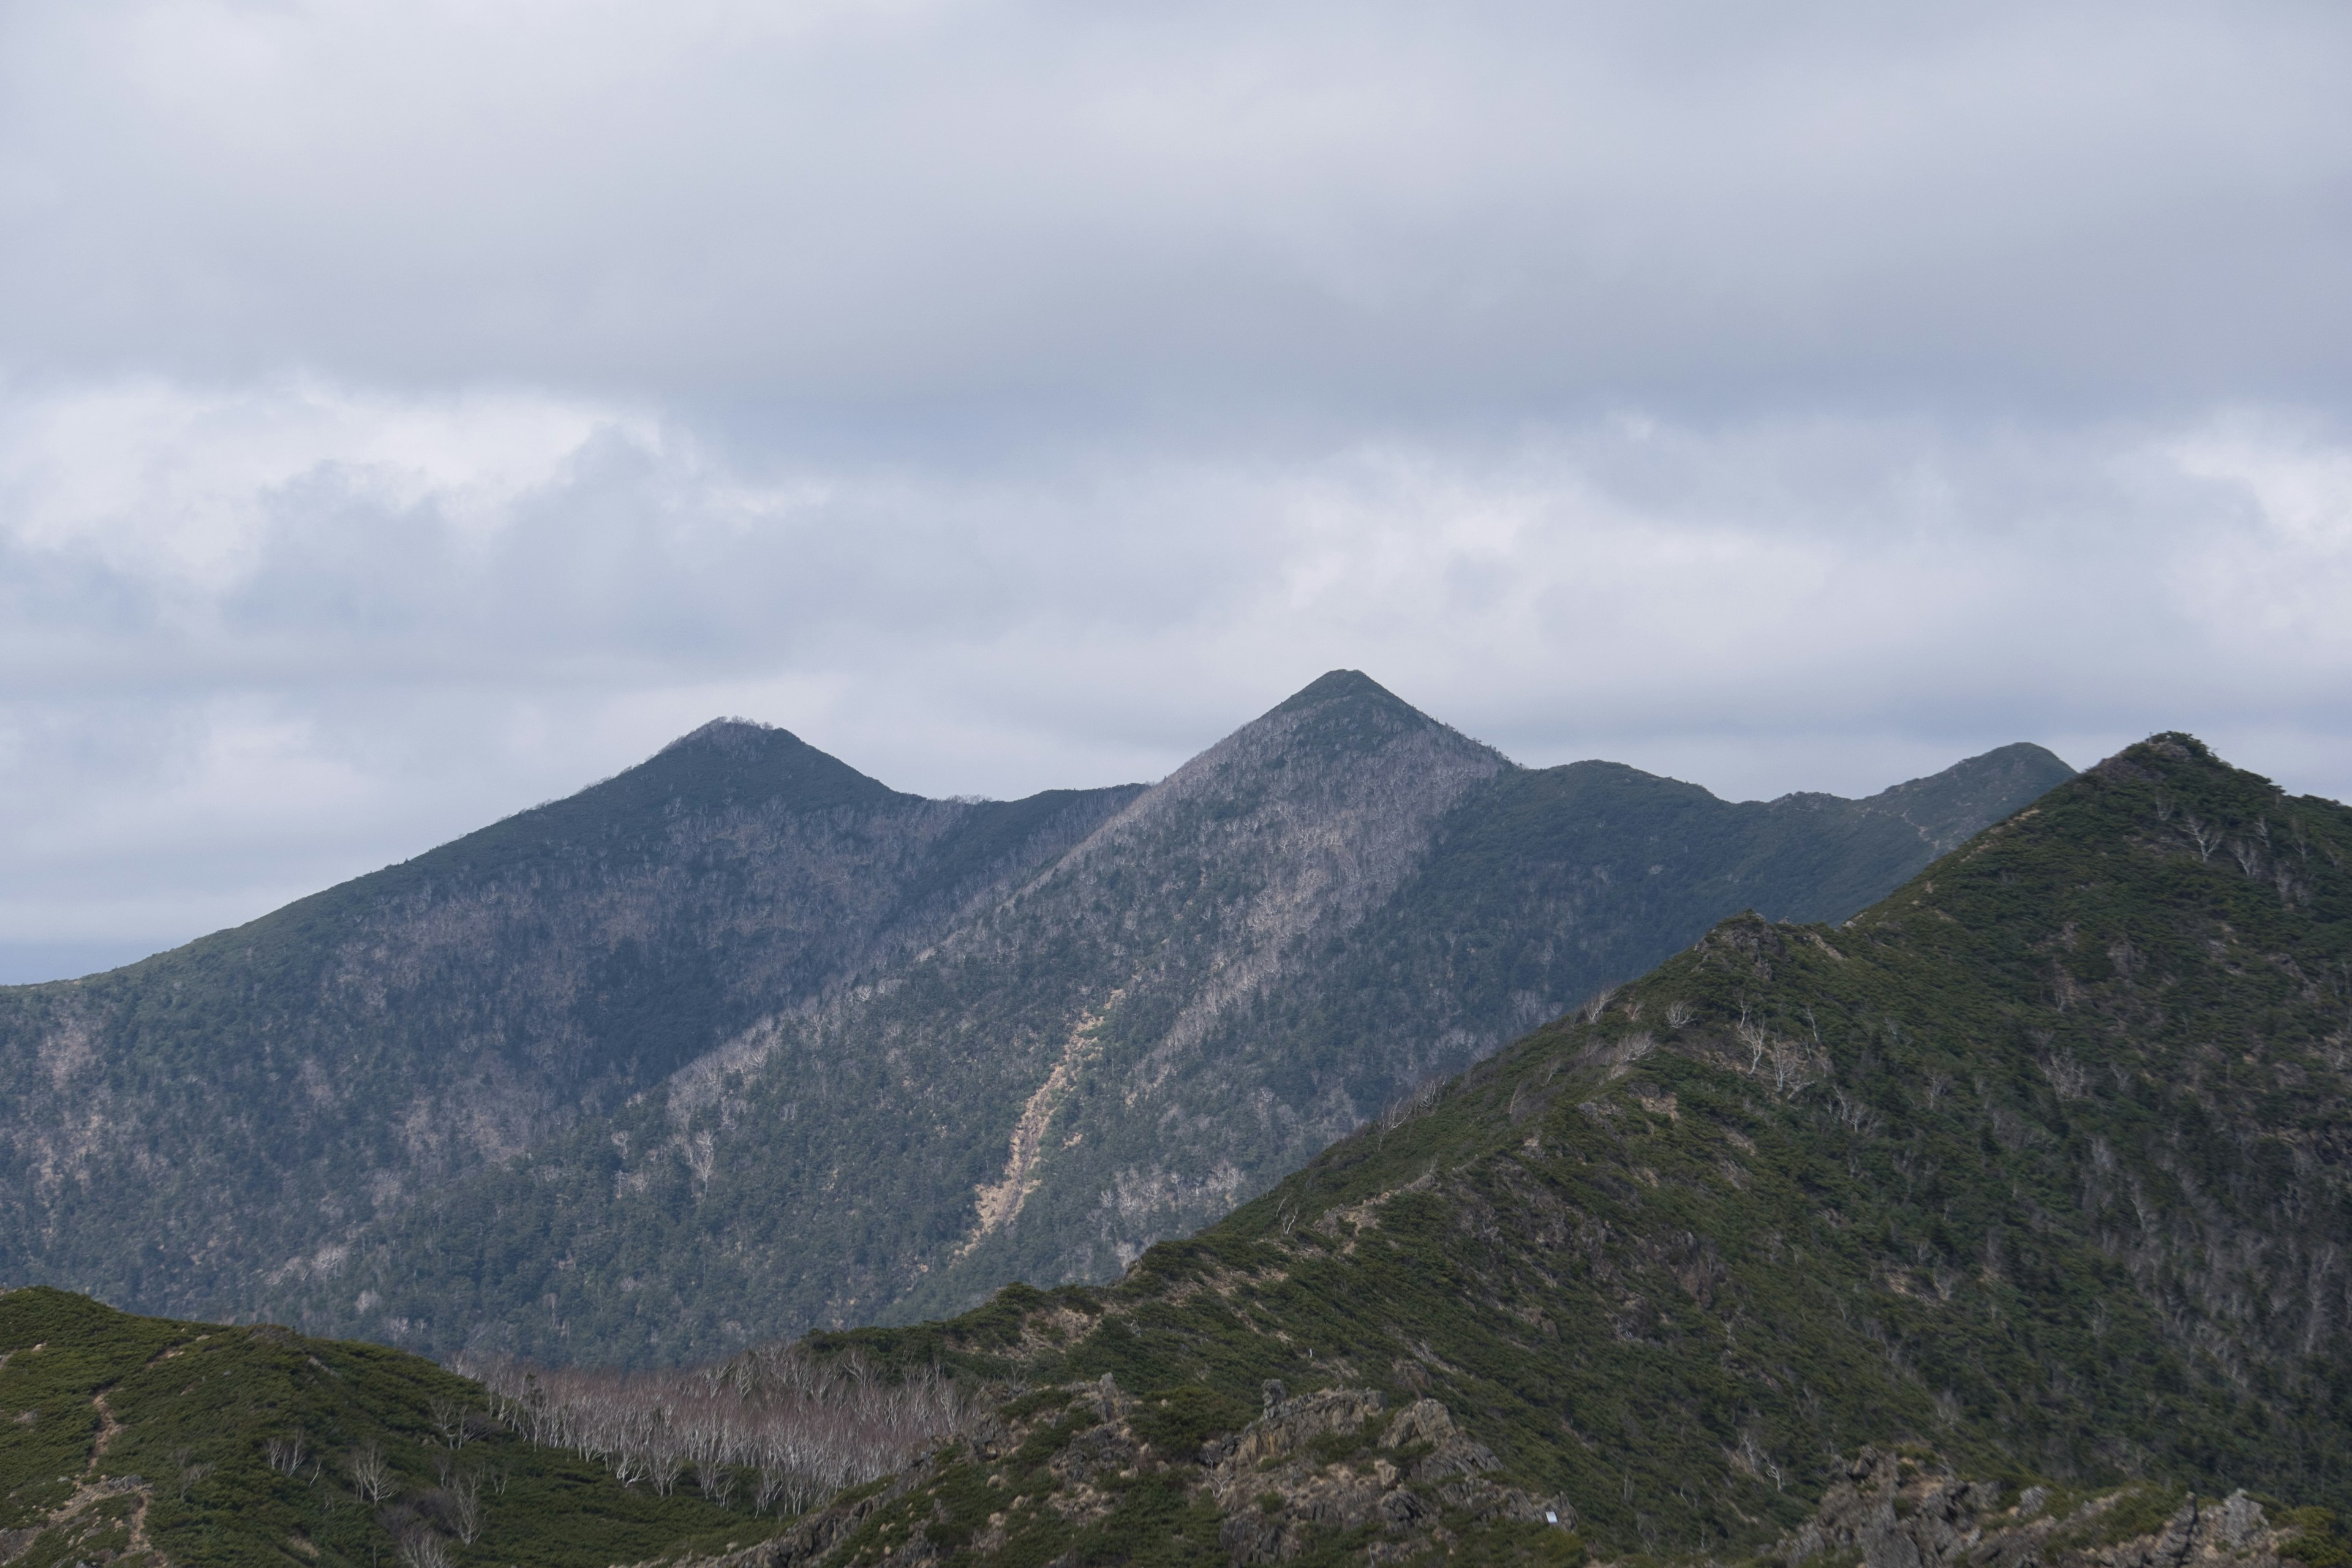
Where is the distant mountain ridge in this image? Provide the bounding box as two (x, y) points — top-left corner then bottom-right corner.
(0, 673), (2073, 1363)
(0, 729), (1144, 1319)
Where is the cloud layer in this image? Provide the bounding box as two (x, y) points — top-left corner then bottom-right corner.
(2, 1), (2348, 977)
(8, 1), (2350, 409)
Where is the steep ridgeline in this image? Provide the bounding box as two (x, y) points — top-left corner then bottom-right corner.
(263, 674), (2070, 1364)
(0, 726), (1144, 1325)
(790, 733), (2351, 1566)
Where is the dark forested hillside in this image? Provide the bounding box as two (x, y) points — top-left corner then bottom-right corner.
(0, 673), (2070, 1366)
(807, 732), (2350, 1565)
(0, 726), (1142, 1325)
(259, 679), (2066, 1365)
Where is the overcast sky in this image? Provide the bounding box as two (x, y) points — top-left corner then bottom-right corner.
(3, 0), (2349, 982)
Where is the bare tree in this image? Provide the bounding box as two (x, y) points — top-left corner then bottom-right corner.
(1735, 1429), (1784, 1492)
(2042, 1049), (2089, 1101)
(460, 1340), (964, 1510)
(396, 1527), (451, 1568)
(1376, 1076), (1444, 1136)
(348, 1441), (396, 1505)
(427, 1395), (492, 1449)
(170, 1447), (216, 1502)
(1768, 1036), (1822, 1097)
(445, 1470), (485, 1546)
(1735, 1016), (1768, 1074)
(264, 1431), (308, 1475)
(1830, 1087), (1881, 1137)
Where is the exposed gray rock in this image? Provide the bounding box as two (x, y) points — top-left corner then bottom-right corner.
(1784, 1450), (2282, 1568)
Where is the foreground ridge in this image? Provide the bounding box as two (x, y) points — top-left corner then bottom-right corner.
(8, 1283), (2348, 1568)
(680, 1411), (2346, 1568)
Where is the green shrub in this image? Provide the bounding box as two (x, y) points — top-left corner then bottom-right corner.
(1129, 1385), (1254, 1458)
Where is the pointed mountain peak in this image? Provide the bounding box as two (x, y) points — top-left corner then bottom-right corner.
(1271, 668), (1408, 715)
(582, 717), (905, 820)
(1240, 670), (1499, 769)
(2093, 730), (2227, 784)
(2076, 729), (2334, 815)
(657, 715), (783, 756)
(1068, 669), (1502, 870)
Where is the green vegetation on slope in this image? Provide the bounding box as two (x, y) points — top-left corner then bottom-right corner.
(0, 723), (1142, 1332)
(0, 1287), (785, 1567)
(800, 733), (2350, 1561)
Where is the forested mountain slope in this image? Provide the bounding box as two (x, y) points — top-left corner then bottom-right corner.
(0, 727), (1142, 1323)
(264, 677), (2065, 1364)
(775, 732), (2352, 1566)
(1, 673), (2069, 1365)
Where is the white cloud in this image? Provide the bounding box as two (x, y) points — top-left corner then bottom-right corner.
(2, 1), (2348, 405)
(2, 1), (2349, 978)
(1, 377), (2347, 976)
(0, 378), (635, 589)
(2165, 418), (2352, 655)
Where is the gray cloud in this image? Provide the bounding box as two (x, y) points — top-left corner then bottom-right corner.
(3, 1), (2348, 410)
(2, 388), (2346, 978)
(0, 1), (2347, 979)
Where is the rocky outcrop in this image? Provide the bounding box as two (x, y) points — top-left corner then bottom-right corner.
(1204, 1387), (1565, 1565)
(681, 1375), (1577, 1568)
(1783, 1449), (2290, 1568)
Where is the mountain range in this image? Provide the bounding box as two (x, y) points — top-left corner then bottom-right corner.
(0, 672), (2072, 1365)
(2, 729), (2344, 1568)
